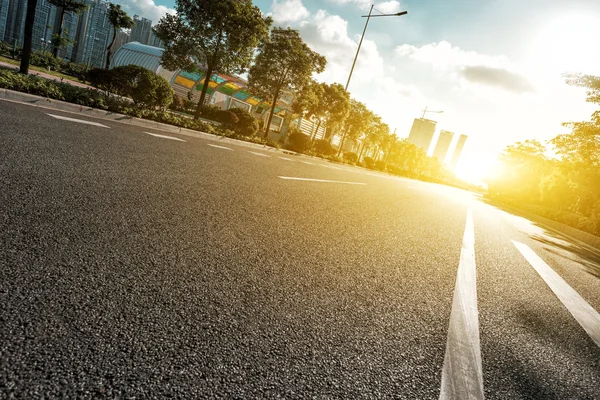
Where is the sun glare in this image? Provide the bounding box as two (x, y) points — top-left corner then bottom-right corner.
(528, 13), (600, 75)
(453, 153), (495, 187)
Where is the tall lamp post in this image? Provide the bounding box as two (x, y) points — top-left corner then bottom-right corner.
(345, 5), (407, 91)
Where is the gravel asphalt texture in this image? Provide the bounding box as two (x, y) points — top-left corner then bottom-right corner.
(1, 100), (599, 399)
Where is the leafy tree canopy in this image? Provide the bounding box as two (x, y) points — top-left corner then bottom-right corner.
(154, 0), (271, 117)
(248, 27), (326, 136)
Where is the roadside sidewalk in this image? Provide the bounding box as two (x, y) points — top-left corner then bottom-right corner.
(0, 61), (92, 89)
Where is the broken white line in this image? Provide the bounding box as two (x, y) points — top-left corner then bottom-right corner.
(278, 176), (365, 185)
(278, 157), (295, 161)
(439, 207), (484, 400)
(46, 114), (109, 128)
(207, 144), (233, 151)
(248, 151), (269, 157)
(513, 241), (600, 347)
(144, 132), (186, 142)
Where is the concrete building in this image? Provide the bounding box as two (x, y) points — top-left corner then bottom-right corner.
(71, 0), (113, 68)
(449, 134), (468, 169)
(0, 0), (11, 41)
(130, 15), (152, 45)
(432, 130), (454, 163)
(2, 0), (26, 46)
(407, 118), (437, 154)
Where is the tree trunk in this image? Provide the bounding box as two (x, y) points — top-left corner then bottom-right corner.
(19, 0), (38, 74)
(105, 27), (117, 69)
(337, 131), (347, 157)
(52, 8), (65, 57)
(264, 85), (281, 138)
(195, 65), (214, 119)
(311, 119), (322, 141)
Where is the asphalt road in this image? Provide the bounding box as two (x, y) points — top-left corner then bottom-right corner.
(1, 99), (599, 399)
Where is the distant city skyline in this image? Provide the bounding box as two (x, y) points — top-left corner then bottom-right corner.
(0, 0), (163, 68)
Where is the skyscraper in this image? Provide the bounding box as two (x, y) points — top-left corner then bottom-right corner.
(407, 118), (437, 154)
(0, 0), (10, 41)
(449, 134), (468, 170)
(130, 15), (152, 45)
(432, 130), (454, 163)
(71, 0), (113, 68)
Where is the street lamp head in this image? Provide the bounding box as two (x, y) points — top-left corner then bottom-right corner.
(396, 11), (408, 16)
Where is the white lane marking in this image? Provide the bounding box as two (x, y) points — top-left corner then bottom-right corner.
(322, 165), (342, 170)
(439, 208), (484, 400)
(512, 241), (600, 347)
(248, 151), (269, 157)
(207, 144), (233, 151)
(46, 113), (109, 128)
(301, 161), (314, 165)
(144, 132), (186, 142)
(278, 157), (295, 161)
(278, 176), (366, 185)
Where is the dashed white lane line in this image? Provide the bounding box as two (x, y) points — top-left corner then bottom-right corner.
(512, 241), (600, 347)
(207, 144), (233, 151)
(439, 208), (485, 400)
(46, 113), (109, 128)
(248, 151), (269, 157)
(278, 157), (295, 161)
(278, 176), (366, 185)
(144, 132), (186, 142)
(301, 161), (314, 165)
(322, 165), (342, 170)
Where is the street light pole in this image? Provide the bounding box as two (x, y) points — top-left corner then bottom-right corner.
(345, 6), (407, 91)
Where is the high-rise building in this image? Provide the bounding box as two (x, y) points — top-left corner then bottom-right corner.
(71, 0), (113, 68)
(2, 0), (27, 46)
(0, 0), (11, 41)
(130, 15), (152, 45)
(432, 130), (454, 163)
(407, 118), (437, 154)
(51, 5), (79, 59)
(148, 29), (163, 49)
(449, 134), (468, 169)
(31, 0), (56, 52)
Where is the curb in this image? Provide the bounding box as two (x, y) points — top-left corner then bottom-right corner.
(488, 198), (600, 251)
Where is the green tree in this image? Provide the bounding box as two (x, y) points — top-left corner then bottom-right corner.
(336, 99), (371, 157)
(305, 82), (350, 141)
(19, 0), (38, 74)
(154, 0), (271, 119)
(48, 0), (87, 57)
(248, 27), (326, 137)
(105, 3), (134, 69)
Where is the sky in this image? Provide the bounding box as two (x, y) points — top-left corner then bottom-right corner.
(113, 0), (600, 183)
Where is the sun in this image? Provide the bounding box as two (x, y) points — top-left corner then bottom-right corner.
(527, 13), (600, 76)
(453, 152), (495, 187)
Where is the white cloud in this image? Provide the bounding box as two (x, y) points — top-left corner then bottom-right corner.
(396, 41), (534, 93)
(113, 0), (176, 25)
(271, 0), (310, 24)
(329, 0), (402, 13)
(375, 1), (401, 13)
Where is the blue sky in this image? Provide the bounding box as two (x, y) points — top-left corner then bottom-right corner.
(114, 0), (600, 182)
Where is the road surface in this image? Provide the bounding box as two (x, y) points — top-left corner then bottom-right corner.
(1, 99), (599, 399)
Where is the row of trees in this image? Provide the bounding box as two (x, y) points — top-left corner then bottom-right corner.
(487, 74), (600, 235)
(18, 0), (133, 74)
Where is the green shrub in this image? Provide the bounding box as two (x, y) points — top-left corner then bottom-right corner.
(30, 50), (65, 71)
(343, 152), (358, 164)
(363, 156), (375, 169)
(286, 129), (311, 153)
(228, 107), (259, 136)
(313, 139), (335, 156)
(213, 110), (239, 130)
(87, 65), (174, 109)
(62, 62), (88, 80)
(375, 160), (386, 171)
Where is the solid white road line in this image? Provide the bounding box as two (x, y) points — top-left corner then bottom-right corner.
(512, 241), (600, 347)
(278, 157), (295, 161)
(439, 208), (485, 400)
(207, 144), (233, 151)
(144, 132), (186, 142)
(248, 151), (269, 157)
(278, 176), (366, 185)
(46, 113), (109, 128)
